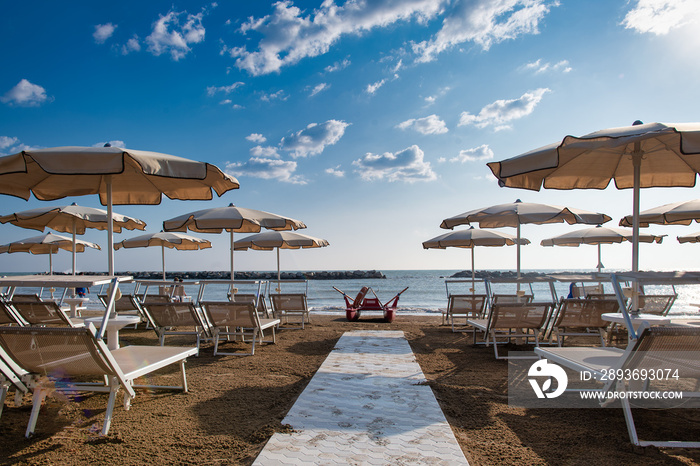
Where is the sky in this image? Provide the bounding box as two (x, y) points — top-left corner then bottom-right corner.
(2, 0), (700, 275)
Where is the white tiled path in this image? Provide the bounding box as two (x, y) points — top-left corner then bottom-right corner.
(254, 330), (469, 465)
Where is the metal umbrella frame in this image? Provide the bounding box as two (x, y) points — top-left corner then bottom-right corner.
(423, 227), (529, 292)
(0, 202), (146, 275)
(0, 232), (100, 274)
(163, 203), (305, 280)
(114, 231), (211, 280)
(234, 231), (329, 291)
(541, 225), (665, 273)
(0, 145), (239, 275)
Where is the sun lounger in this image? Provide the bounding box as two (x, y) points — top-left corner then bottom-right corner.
(98, 293), (154, 329)
(6, 293), (42, 303)
(140, 302), (209, 354)
(9, 301), (84, 327)
(549, 298), (619, 346)
(442, 294), (488, 332)
(467, 302), (555, 359)
(636, 294), (677, 316)
(0, 301), (23, 325)
(270, 293), (310, 329)
(200, 301), (280, 356)
(0, 346), (30, 421)
(535, 325), (700, 448)
(0, 324), (197, 436)
(229, 293), (271, 319)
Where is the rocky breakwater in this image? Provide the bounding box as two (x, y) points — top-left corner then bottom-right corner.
(115, 270), (387, 280)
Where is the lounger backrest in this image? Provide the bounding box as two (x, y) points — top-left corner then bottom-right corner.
(270, 294), (307, 312)
(0, 301), (22, 325)
(448, 294), (487, 318)
(492, 294), (534, 304)
(229, 293), (269, 317)
(200, 301), (256, 328)
(555, 298), (618, 328)
(10, 294), (42, 303)
(99, 294), (140, 313)
(10, 301), (76, 327)
(142, 302), (204, 329)
(637, 294), (677, 316)
(489, 303), (552, 330)
(142, 294), (172, 303)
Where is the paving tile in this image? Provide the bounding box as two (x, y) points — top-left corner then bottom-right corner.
(254, 330), (469, 465)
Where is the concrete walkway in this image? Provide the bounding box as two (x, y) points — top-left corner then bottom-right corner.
(254, 330), (469, 465)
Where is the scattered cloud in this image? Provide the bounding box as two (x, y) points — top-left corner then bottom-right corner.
(226, 0), (444, 76)
(0, 136), (18, 150)
(522, 58), (571, 73)
(413, 0), (553, 63)
(353, 145), (437, 182)
(246, 133), (267, 143)
(120, 35), (141, 54)
(458, 88), (550, 130)
(259, 90), (287, 102)
(281, 119), (350, 158)
(366, 79), (386, 95)
(1, 79), (51, 107)
(622, 0), (700, 35)
(0, 136), (34, 155)
(206, 82), (244, 96)
(325, 165), (345, 177)
(450, 144), (494, 162)
(325, 58), (351, 73)
(396, 114), (448, 135)
(309, 82), (330, 97)
(424, 87), (451, 105)
(146, 9), (207, 60)
(250, 145), (280, 158)
(94, 23), (117, 44)
(226, 157), (305, 184)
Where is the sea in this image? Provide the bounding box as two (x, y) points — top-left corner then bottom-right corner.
(4, 269), (700, 318)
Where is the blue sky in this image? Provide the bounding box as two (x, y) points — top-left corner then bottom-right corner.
(2, 0), (700, 274)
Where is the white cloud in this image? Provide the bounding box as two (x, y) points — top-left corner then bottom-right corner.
(622, 0), (700, 35)
(325, 58), (351, 73)
(424, 86), (451, 105)
(94, 23), (117, 44)
(260, 90), (287, 102)
(226, 157), (305, 184)
(325, 165), (345, 177)
(458, 88), (550, 129)
(309, 82), (330, 97)
(451, 144), (494, 162)
(146, 9), (206, 60)
(246, 133), (267, 143)
(219, 99), (232, 105)
(522, 58), (571, 74)
(396, 114), (448, 135)
(413, 0), (553, 63)
(206, 82), (244, 96)
(227, 0), (444, 76)
(353, 145), (437, 182)
(281, 119), (349, 158)
(366, 79), (386, 95)
(1, 79), (50, 107)
(250, 145), (280, 158)
(0, 136), (18, 150)
(121, 35), (142, 54)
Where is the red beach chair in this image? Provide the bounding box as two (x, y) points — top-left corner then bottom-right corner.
(333, 286), (409, 323)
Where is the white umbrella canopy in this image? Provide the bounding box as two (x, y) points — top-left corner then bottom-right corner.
(0, 202), (146, 275)
(234, 231), (329, 289)
(678, 232), (700, 244)
(440, 199), (611, 280)
(541, 225), (665, 272)
(114, 231), (211, 280)
(163, 203), (306, 280)
(0, 145), (240, 275)
(620, 199), (700, 228)
(423, 227), (529, 290)
(0, 232), (100, 274)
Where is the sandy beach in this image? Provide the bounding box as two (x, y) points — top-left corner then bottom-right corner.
(2, 314), (700, 465)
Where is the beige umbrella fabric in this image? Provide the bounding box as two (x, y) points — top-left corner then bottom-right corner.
(163, 203), (306, 280)
(234, 231), (329, 290)
(0, 145), (239, 275)
(440, 199), (611, 280)
(0, 232), (100, 274)
(0, 202), (146, 275)
(620, 199), (700, 228)
(114, 231), (211, 280)
(677, 232), (700, 244)
(423, 227), (529, 290)
(541, 225), (665, 272)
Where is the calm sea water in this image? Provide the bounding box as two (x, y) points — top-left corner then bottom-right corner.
(5, 269), (700, 318)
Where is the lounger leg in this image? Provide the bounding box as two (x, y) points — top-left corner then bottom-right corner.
(621, 398), (640, 446)
(250, 333), (256, 356)
(213, 329), (221, 356)
(102, 383), (120, 436)
(0, 383), (7, 420)
(180, 361), (189, 393)
(26, 388), (47, 437)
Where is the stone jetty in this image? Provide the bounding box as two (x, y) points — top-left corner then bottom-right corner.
(53, 270), (387, 280)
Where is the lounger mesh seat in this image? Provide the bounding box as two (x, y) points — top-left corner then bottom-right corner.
(270, 294), (309, 329)
(443, 294), (487, 332)
(141, 302), (209, 354)
(200, 301), (280, 356)
(549, 298), (619, 346)
(637, 294), (677, 316)
(10, 301), (84, 327)
(98, 293), (154, 328)
(0, 325), (197, 436)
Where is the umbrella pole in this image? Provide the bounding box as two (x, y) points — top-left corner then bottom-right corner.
(107, 176), (114, 276)
(471, 247), (475, 294)
(230, 230), (234, 281)
(72, 218), (77, 275)
(49, 250), (53, 275)
(597, 243), (602, 273)
(162, 244), (166, 281)
(631, 147), (642, 310)
(516, 223), (521, 293)
(277, 247), (281, 293)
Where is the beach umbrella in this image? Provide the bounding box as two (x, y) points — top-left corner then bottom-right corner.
(440, 199), (610, 280)
(114, 231), (211, 280)
(541, 225), (665, 273)
(234, 231), (329, 291)
(0, 145), (239, 275)
(678, 232), (700, 244)
(0, 232), (100, 274)
(163, 203), (305, 280)
(0, 202), (146, 275)
(423, 227), (529, 291)
(620, 199), (700, 227)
